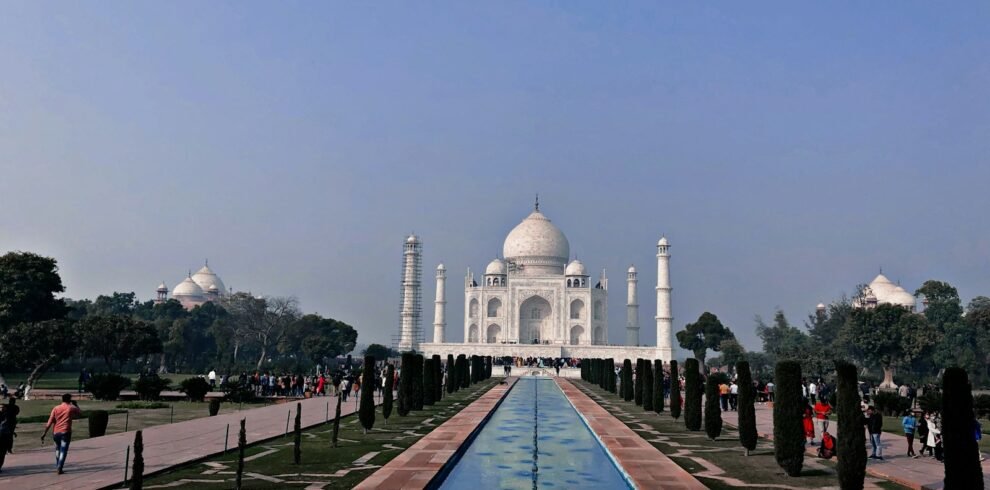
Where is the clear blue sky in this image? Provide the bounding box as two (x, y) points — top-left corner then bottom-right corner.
(1, 2), (988, 354)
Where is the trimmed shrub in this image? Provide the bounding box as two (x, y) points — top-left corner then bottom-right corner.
(293, 403), (302, 464)
(130, 430), (144, 490)
(872, 390), (910, 416)
(221, 383), (255, 404)
(86, 373), (132, 401)
(412, 354), (425, 411)
(88, 410), (110, 437)
(179, 377), (211, 402)
(643, 360), (654, 411)
(654, 360), (664, 413)
(670, 360), (682, 420)
(684, 359), (702, 431)
(116, 401), (168, 410)
(133, 375), (171, 401)
(397, 352), (414, 416)
(458, 354), (470, 389)
(331, 391), (342, 447)
(918, 390), (942, 412)
(836, 361), (866, 489)
(622, 359), (634, 401)
(209, 399), (221, 416)
(446, 354), (456, 393)
(773, 360), (804, 477)
(609, 359), (617, 394)
(943, 367), (983, 489)
(736, 361), (757, 455)
(974, 394), (990, 419)
(423, 357), (436, 406)
(634, 359), (645, 406)
(236, 419), (246, 488)
(433, 355), (443, 400)
(705, 375), (722, 440)
(383, 364), (395, 423)
(359, 356), (376, 432)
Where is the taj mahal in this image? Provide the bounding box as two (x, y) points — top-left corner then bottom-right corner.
(399, 200), (677, 362)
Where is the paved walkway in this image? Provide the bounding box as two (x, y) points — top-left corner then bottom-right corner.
(0, 393), (371, 490)
(729, 403), (990, 490)
(556, 378), (705, 490)
(355, 379), (517, 489)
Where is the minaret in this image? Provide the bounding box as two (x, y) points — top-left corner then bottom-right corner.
(398, 234), (423, 352)
(656, 236), (674, 361)
(626, 265), (639, 346)
(155, 281), (168, 304)
(433, 263), (447, 343)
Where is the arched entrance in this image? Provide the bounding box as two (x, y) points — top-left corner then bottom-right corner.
(570, 325), (584, 345)
(468, 324), (479, 343)
(519, 295), (552, 344)
(487, 324), (501, 343)
(593, 326), (604, 345)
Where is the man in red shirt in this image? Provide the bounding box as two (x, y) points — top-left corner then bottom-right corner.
(41, 393), (83, 474)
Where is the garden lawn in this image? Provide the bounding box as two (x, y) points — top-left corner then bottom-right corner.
(10, 400), (248, 452)
(574, 380), (909, 490)
(3, 371), (190, 390)
(881, 415), (990, 454)
(142, 379), (499, 489)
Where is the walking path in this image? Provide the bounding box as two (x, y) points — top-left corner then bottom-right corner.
(730, 404), (990, 490)
(0, 393), (371, 490)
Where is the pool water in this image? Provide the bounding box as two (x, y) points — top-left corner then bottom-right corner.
(438, 377), (632, 489)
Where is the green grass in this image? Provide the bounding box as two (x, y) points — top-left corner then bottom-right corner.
(881, 415), (990, 453)
(10, 399), (258, 451)
(3, 371), (191, 390)
(143, 380), (499, 489)
(573, 380), (910, 490)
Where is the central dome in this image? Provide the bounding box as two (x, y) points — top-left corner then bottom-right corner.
(503, 209), (570, 275)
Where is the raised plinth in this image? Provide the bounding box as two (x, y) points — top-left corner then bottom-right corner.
(419, 342), (673, 362)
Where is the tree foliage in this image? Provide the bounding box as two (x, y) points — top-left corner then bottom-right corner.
(677, 312), (734, 366)
(359, 356), (376, 432)
(621, 359), (634, 401)
(643, 360), (654, 412)
(683, 358), (702, 431)
(704, 375), (722, 440)
(841, 304), (937, 382)
(669, 360), (681, 419)
(382, 364), (394, 422)
(634, 359), (644, 406)
(942, 367), (983, 489)
(397, 352), (413, 416)
(773, 361), (804, 477)
(736, 361), (757, 454)
(653, 360), (664, 413)
(835, 361), (866, 489)
(0, 251), (68, 332)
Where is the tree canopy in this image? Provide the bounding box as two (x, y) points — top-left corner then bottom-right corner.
(676, 311), (734, 366)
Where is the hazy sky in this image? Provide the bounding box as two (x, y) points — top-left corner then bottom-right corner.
(2, 3), (988, 355)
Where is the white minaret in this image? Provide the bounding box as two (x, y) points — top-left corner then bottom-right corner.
(656, 236), (674, 361)
(626, 265), (639, 346)
(398, 234), (422, 352)
(433, 263), (447, 343)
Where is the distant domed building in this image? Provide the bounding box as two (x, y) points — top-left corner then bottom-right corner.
(851, 272), (917, 311)
(155, 261), (228, 310)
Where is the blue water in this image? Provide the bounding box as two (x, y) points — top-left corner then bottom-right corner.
(438, 377), (632, 489)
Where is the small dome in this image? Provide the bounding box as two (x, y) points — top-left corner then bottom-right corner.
(658, 236), (669, 246)
(627, 265), (637, 273)
(436, 263), (446, 271)
(485, 258), (506, 275)
(816, 302), (826, 310)
(565, 259), (587, 276)
(192, 265), (226, 295)
(172, 276), (205, 299)
(406, 234), (420, 244)
(157, 281), (168, 292)
(207, 284), (219, 291)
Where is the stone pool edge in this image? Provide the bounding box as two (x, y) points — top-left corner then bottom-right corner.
(354, 377), (518, 490)
(555, 378), (707, 490)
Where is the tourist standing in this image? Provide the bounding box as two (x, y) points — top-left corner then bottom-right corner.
(41, 394), (83, 474)
(902, 410), (917, 457)
(766, 380), (775, 402)
(803, 400), (815, 446)
(719, 381), (730, 412)
(808, 379), (817, 404)
(813, 397), (832, 444)
(917, 412), (931, 457)
(0, 397), (20, 473)
(729, 380), (739, 411)
(865, 407), (884, 460)
(208, 368), (217, 389)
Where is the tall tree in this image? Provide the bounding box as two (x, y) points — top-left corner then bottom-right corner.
(683, 358), (702, 431)
(773, 361), (804, 477)
(0, 251), (68, 331)
(364, 343), (392, 362)
(79, 315), (162, 372)
(643, 360), (654, 411)
(382, 364), (395, 424)
(359, 356), (376, 433)
(423, 357), (436, 406)
(841, 304), (937, 388)
(397, 352), (413, 416)
(704, 375), (722, 440)
(915, 280), (963, 331)
(0, 319), (78, 397)
(653, 360), (664, 413)
(736, 361), (757, 455)
(446, 354), (456, 393)
(669, 360), (682, 419)
(835, 361), (866, 489)
(634, 359), (645, 406)
(676, 312), (734, 367)
(756, 310), (809, 365)
(621, 359), (634, 401)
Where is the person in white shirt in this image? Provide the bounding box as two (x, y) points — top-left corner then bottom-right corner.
(208, 369), (217, 389)
(729, 381), (739, 411)
(808, 380), (818, 403)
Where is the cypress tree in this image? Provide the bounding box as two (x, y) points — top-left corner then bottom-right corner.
(236, 419), (246, 489)
(359, 356), (376, 432)
(835, 361), (865, 489)
(412, 354), (425, 411)
(423, 357), (436, 406)
(736, 361), (757, 455)
(130, 430), (143, 490)
(485, 356), (492, 379)
(670, 360), (681, 420)
(943, 367), (983, 489)
(704, 375), (722, 440)
(382, 364), (394, 424)
(433, 355), (443, 401)
(773, 360), (804, 477)
(459, 355), (470, 389)
(654, 360), (664, 413)
(331, 390), (342, 448)
(622, 359), (634, 401)
(293, 402), (302, 464)
(684, 358), (702, 431)
(643, 360), (655, 411)
(397, 352), (413, 416)
(606, 359), (615, 393)
(633, 359), (643, 405)
(581, 360), (587, 381)
(446, 354), (456, 393)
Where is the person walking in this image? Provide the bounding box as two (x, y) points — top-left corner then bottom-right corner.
(0, 397), (20, 473)
(902, 410), (917, 457)
(813, 397), (832, 445)
(808, 379), (818, 404)
(865, 407), (884, 460)
(803, 400), (816, 446)
(719, 381), (730, 412)
(729, 380), (739, 411)
(208, 368), (217, 389)
(40, 394), (83, 474)
(917, 412), (931, 457)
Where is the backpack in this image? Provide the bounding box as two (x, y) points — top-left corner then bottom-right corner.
(818, 431), (835, 459)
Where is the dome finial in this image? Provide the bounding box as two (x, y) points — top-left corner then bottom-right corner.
(535, 193), (539, 211)
(205, 258), (209, 267)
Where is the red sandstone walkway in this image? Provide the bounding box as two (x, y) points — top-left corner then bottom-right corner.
(728, 403), (990, 490)
(0, 393), (373, 490)
(354, 378), (517, 490)
(556, 378), (706, 490)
